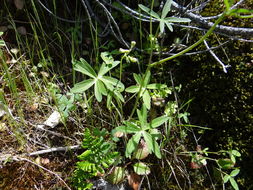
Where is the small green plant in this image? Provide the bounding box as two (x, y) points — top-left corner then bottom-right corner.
(71, 52), (125, 104)
(138, 0), (191, 34)
(114, 104), (168, 159)
(217, 149), (241, 190)
(72, 128), (120, 190)
(187, 147), (241, 190)
(125, 70), (167, 110)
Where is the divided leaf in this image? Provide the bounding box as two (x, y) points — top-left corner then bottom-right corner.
(71, 79), (95, 93)
(151, 115), (169, 128)
(73, 58), (96, 78)
(126, 133), (142, 158)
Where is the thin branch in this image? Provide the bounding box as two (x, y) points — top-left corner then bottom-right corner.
(27, 145), (81, 156)
(203, 39), (231, 73)
(171, 1), (253, 38)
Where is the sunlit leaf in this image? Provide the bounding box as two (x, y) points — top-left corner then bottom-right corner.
(143, 70), (151, 87)
(143, 90), (151, 110)
(115, 124), (141, 133)
(101, 76), (125, 92)
(73, 58), (97, 78)
(113, 90), (125, 102)
(94, 81), (102, 102)
(138, 4), (160, 19)
(231, 150), (241, 157)
(151, 115), (169, 128)
(147, 83), (167, 89)
(159, 20), (165, 34)
(125, 85), (140, 93)
(97, 80), (107, 95)
(137, 105), (148, 127)
(217, 159), (234, 169)
(133, 162), (151, 175)
(126, 133), (142, 158)
(230, 169), (240, 177)
(223, 174), (230, 183)
(165, 22), (173, 32)
(161, 0), (172, 19)
(142, 131), (153, 153)
(98, 61), (120, 76)
(165, 17), (191, 23)
(133, 73), (142, 85)
(230, 177), (239, 190)
(71, 79), (95, 93)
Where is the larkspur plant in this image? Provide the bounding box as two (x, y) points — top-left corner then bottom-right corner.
(114, 104), (168, 159)
(125, 70), (167, 110)
(71, 52), (124, 104)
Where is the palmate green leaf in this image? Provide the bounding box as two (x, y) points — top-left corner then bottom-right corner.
(133, 162), (151, 175)
(217, 159), (234, 169)
(143, 90), (151, 110)
(165, 22), (173, 32)
(101, 76), (125, 92)
(138, 4), (160, 19)
(71, 79), (95, 93)
(73, 58), (97, 78)
(142, 131), (153, 154)
(165, 17), (191, 23)
(230, 177), (239, 190)
(113, 90), (125, 102)
(223, 174), (230, 183)
(115, 123), (141, 133)
(161, 0), (172, 19)
(94, 81), (102, 102)
(97, 80), (107, 95)
(159, 20), (165, 34)
(133, 73), (142, 85)
(230, 169), (240, 177)
(98, 61), (120, 76)
(125, 85), (139, 93)
(151, 115), (169, 128)
(143, 70), (151, 87)
(231, 150), (241, 157)
(137, 105), (148, 127)
(143, 131), (161, 158)
(147, 83), (167, 89)
(126, 133), (142, 158)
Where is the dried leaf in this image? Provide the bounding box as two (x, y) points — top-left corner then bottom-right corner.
(14, 0), (24, 10)
(128, 172), (141, 190)
(133, 139), (150, 160)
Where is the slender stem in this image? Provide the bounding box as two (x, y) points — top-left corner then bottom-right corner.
(149, 12), (227, 68)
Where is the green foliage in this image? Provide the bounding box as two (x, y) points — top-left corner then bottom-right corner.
(133, 162), (151, 175)
(114, 105), (168, 158)
(71, 52), (125, 103)
(126, 70), (167, 109)
(0, 32), (5, 47)
(139, 0), (191, 34)
(72, 128), (120, 190)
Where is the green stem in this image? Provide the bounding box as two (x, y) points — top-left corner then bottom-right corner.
(149, 12), (227, 68)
